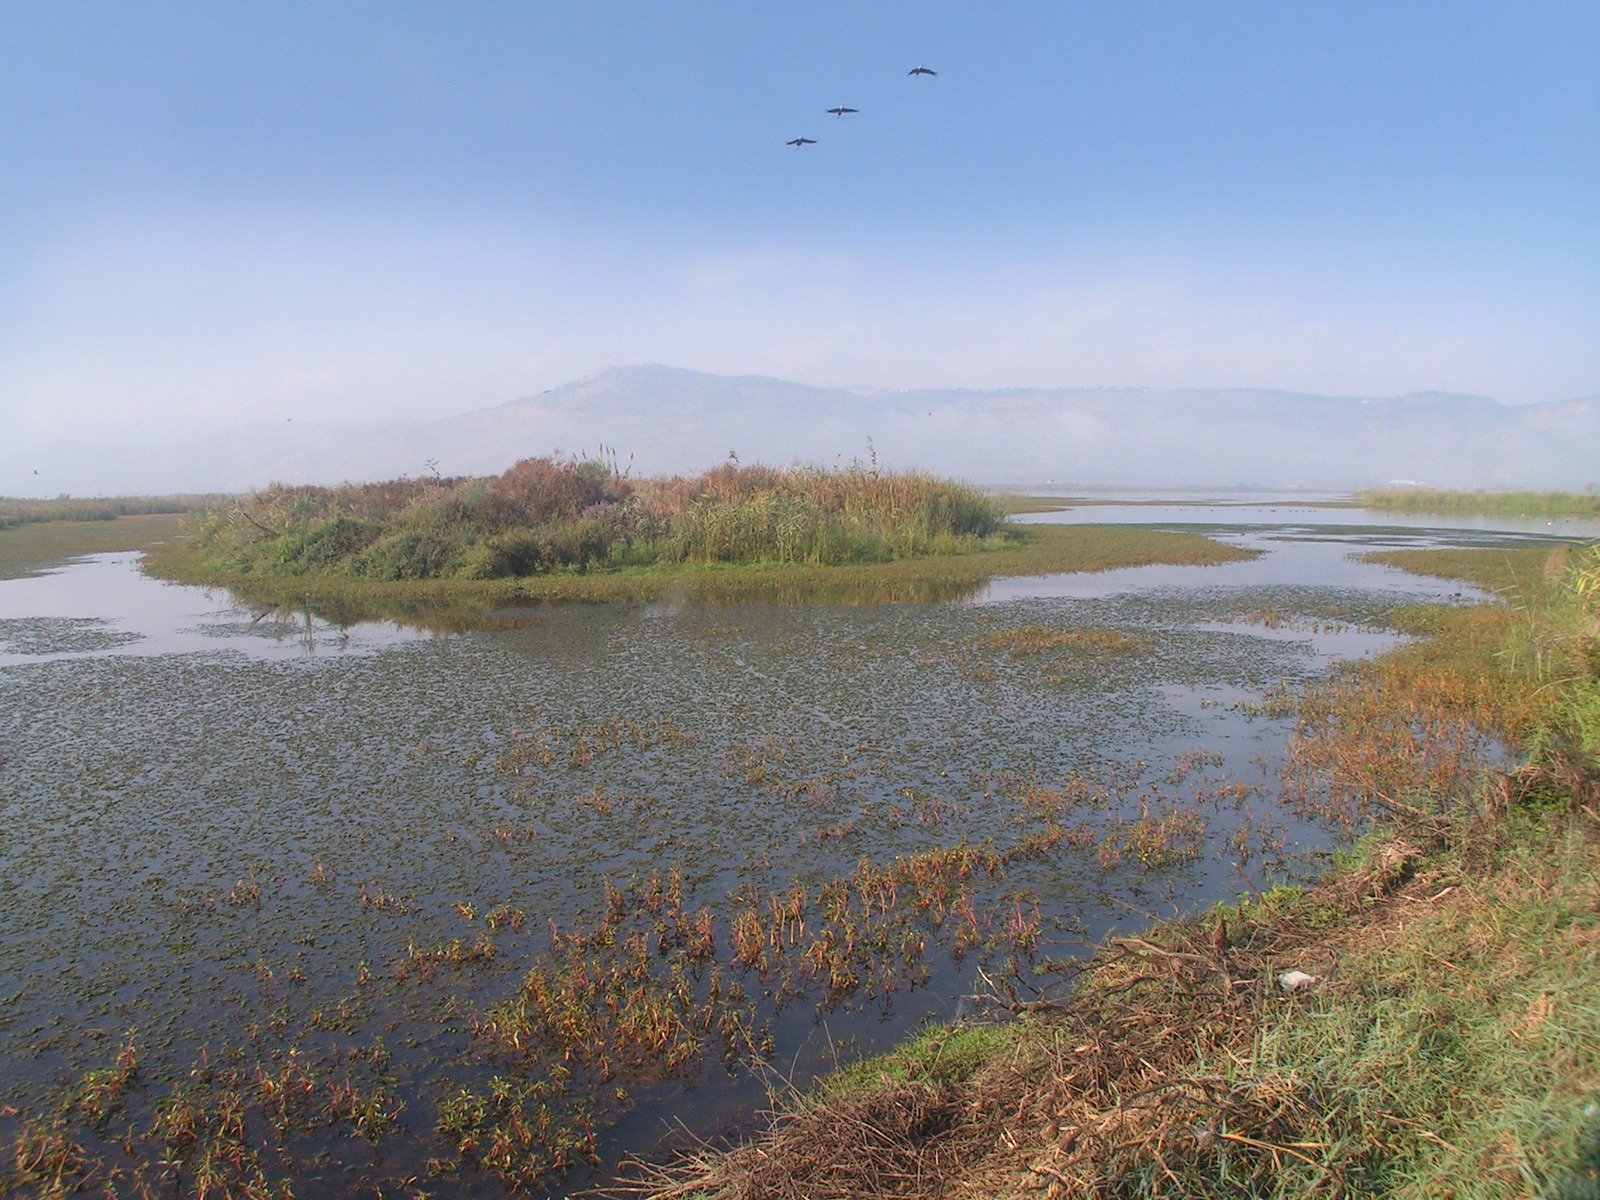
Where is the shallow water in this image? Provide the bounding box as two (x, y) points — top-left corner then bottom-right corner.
(1016, 489), (1600, 540)
(0, 499), (1583, 1195)
(0, 551), (431, 666)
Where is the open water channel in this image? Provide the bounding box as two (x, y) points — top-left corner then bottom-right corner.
(0, 494), (1592, 1195)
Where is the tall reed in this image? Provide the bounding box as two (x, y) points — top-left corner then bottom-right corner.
(191, 455), (1007, 580)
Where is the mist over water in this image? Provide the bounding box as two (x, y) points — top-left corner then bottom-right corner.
(7, 368), (1600, 498)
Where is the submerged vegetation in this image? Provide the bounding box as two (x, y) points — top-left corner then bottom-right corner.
(976, 625), (1150, 658)
(1, 462), (1258, 616)
(618, 543), (1600, 1199)
(1357, 487), (1600, 520)
(12, 487), (1593, 1196)
(0, 508), (1278, 1198)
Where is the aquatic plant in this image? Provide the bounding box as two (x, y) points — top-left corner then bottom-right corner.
(1, 506), (1415, 1198)
(188, 455), (1008, 582)
(975, 625), (1150, 657)
(1096, 801), (1209, 870)
(437, 1075), (597, 1192)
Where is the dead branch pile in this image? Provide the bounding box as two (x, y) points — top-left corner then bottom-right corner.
(613, 1078), (1003, 1200)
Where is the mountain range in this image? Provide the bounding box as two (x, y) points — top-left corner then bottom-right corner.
(6, 365), (1599, 497)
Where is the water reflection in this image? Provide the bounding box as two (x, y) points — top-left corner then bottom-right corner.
(225, 571), (989, 630)
(0, 496), (1587, 665)
(0, 551), (431, 665)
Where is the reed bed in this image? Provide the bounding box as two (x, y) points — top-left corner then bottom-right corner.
(187, 455), (1007, 581)
(1356, 488), (1600, 520)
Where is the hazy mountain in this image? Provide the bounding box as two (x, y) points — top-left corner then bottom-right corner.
(6, 366), (1599, 497)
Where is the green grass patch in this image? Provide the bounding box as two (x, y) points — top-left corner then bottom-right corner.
(0, 513), (186, 580)
(1235, 805), (1600, 1199)
(815, 1021), (1022, 1104)
(993, 493), (1082, 516)
(1357, 488), (1600, 520)
(1360, 545), (1568, 596)
(0, 493), (231, 532)
(1361, 544), (1600, 758)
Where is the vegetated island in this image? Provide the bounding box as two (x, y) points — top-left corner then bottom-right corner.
(1357, 487), (1600, 519)
(611, 542), (1600, 1200)
(139, 456), (1255, 619)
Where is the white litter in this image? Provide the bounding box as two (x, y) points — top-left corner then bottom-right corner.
(1277, 970), (1320, 994)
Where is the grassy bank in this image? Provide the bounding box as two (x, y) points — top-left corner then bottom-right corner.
(0, 494), (230, 532)
(994, 494), (1080, 516)
(1357, 488), (1600, 520)
(618, 545), (1600, 1199)
(0, 513), (186, 580)
(145, 522), (1256, 622)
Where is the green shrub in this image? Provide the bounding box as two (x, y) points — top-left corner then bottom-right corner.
(354, 528), (475, 580)
(270, 515), (385, 574)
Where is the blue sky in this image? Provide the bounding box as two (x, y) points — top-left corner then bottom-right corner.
(2, 1), (1596, 445)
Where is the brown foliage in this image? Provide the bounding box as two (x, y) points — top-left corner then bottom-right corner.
(491, 456), (611, 524)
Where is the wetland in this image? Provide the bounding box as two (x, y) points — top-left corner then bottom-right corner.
(2, 494), (1595, 1197)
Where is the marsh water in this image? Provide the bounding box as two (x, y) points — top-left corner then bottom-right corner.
(0, 494), (1592, 1195)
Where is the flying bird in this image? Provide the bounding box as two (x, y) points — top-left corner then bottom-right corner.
(908, 65), (937, 76)
(786, 137), (816, 146)
(826, 106), (858, 117)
